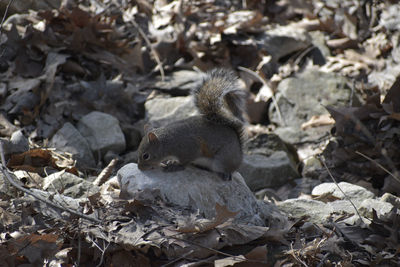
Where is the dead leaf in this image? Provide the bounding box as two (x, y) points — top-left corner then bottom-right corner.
(301, 114), (335, 130)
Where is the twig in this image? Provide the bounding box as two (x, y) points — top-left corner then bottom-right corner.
(319, 156), (365, 222)
(0, 0), (14, 42)
(0, 141), (101, 223)
(93, 158), (118, 186)
(160, 249), (194, 267)
(355, 150), (400, 184)
(147, 231), (267, 265)
(131, 19), (165, 81)
(238, 66), (285, 126)
(86, 234), (110, 267)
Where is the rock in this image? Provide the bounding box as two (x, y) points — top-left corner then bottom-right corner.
(153, 70), (205, 95)
(121, 123), (143, 150)
(144, 95), (197, 127)
(0, 83), (7, 98)
(50, 122), (96, 168)
(279, 182), (398, 224)
(117, 163), (282, 226)
(77, 111), (126, 157)
(0, 130), (29, 156)
(43, 171), (99, 199)
(381, 193), (400, 210)
(302, 156), (323, 178)
(244, 133), (298, 165)
(359, 199), (395, 220)
(269, 69), (355, 143)
(312, 182), (375, 201)
(239, 151), (299, 191)
(277, 198), (332, 223)
(121, 151), (138, 166)
(256, 24), (312, 61)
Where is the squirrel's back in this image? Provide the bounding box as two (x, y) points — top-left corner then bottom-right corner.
(193, 69), (246, 142)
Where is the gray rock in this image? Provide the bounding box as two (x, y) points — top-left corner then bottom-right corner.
(117, 163), (282, 226)
(359, 199), (395, 220)
(256, 24), (312, 61)
(277, 198), (332, 223)
(121, 123), (143, 150)
(50, 122), (96, 168)
(239, 151), (299, 191)
(77, 111), (126, 157)
(244, 133), (298, 165)
(312, 182), (375, 201)
(145, 95), (197, 127)
(0, 130), (29, 156)
(269, 69), (355, 143)
(153, 70), (205, 95)
(43, 171), (99, 199)
(302, 156), (323, 178)
(279, 183), (398, 224)
(381, 193), (400, 210)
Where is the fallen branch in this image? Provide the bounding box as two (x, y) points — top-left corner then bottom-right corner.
(319, 156), (365, 222)
(0, 141), (101, 223)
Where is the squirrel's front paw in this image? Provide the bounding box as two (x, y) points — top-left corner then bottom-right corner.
(161, 160), (185, 172)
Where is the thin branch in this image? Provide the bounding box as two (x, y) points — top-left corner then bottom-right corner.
(238, 66), (285, 126)
(0, 0), (14, 41)
(319, 156), (365, 222)
(0, 141), (101, 223)
(355, 150), (400, 184)
(131, 19), (165, 81)
(160, 249), (194, 267)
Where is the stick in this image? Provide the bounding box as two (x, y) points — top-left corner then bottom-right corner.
(319, 156), (365, 222)
(0, 141), (101, 223)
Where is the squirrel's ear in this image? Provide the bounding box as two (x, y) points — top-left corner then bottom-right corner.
(143, 123), (154, 133)
(147, 132), (159, 143)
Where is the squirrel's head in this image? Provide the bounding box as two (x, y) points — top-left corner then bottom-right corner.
(137, 129), (163, 170)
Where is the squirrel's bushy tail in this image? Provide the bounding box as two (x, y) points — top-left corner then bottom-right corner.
(194, 68), (246, 140)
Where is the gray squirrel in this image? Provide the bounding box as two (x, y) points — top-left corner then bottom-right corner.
(137, 69), (246, 180)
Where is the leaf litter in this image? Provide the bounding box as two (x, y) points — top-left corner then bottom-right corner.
(0, 0), (399, 266)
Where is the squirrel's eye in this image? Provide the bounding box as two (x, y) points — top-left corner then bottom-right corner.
(142, 153), (150, 160)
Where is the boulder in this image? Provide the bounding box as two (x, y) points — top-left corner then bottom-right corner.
(50, 122), (96, 168)
(117, 163), (284, 226)
(77, 111), (126, 157)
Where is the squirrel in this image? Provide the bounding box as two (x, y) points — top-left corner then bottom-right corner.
(137, 68), (246, 180)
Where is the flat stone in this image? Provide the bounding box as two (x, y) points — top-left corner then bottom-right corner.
(269, 69), (355, 143)
(144, 95), (198, 127)
(77, 111), (126, 157)
(50, 122), (96, 168)
(277, 198), (332, 223)
(312, 182), (375, 201)
(117, 163), (282, 226)
(239, 151), (299, 191)
(43, 171), (99, 199)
